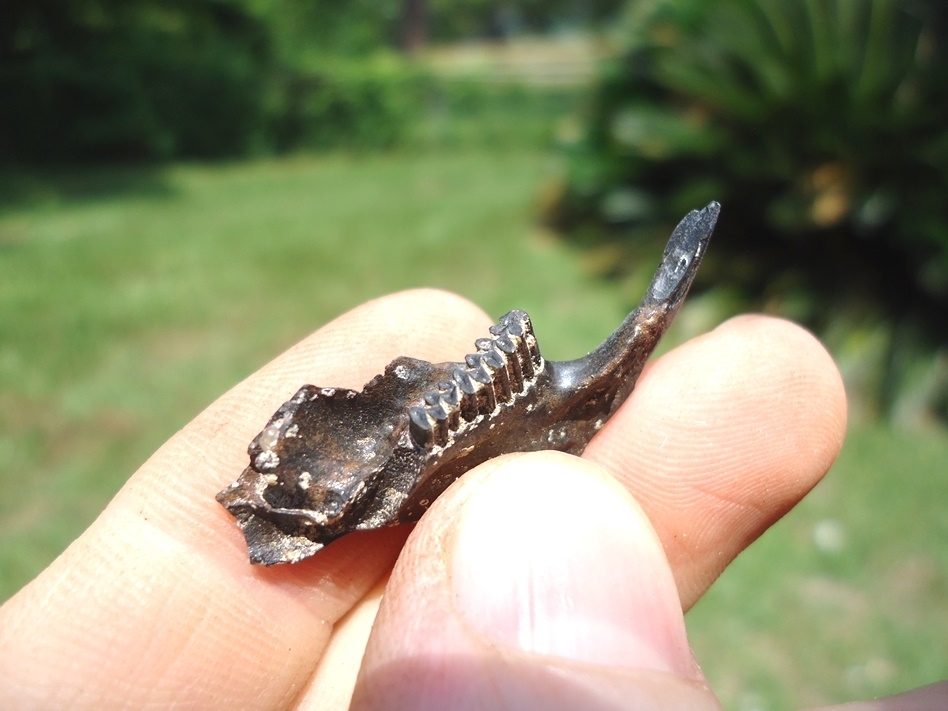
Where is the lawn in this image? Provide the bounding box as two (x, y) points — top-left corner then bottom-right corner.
(688, 422), (948, 709)
(1, 148), (946, 709)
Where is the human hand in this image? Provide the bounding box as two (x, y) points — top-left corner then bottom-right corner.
(1, 289), (939, 709)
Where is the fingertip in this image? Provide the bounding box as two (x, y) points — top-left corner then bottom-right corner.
(584, 314), (848, 608)
(708, 315), (848, 476)
(712, 314), (848, 441)
(448, 452), (697, 679)
(593, 313), (847, 490)
(352, 451), (719, 711)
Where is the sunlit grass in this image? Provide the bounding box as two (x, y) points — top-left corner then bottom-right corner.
(687, 423), (948, 710)
(0, 148), (945, 709)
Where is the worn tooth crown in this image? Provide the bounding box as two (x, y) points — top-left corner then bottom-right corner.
(464, 353), (493, 383)
(408, 406), (436, 445)
(451, 368), (480, 423)
(476, 340), (512, 401)
(493, 310), (541, 379)
(484, 333), (523, 392)
(408, 310), (543, 449)
(437, 379), (461, 405)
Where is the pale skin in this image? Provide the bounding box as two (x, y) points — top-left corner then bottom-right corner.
(0, 289), (944, 710)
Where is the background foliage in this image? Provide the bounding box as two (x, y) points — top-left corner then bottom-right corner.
(0, 0), (617, 163)
(1, 0), (272, 161)
(548, 0), (948, 420)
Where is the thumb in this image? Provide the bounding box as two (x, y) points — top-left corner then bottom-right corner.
(350, 451), (721, 711)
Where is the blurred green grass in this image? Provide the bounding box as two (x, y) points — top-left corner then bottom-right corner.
(0, 148), (945, 709)
(688, 423), (948, 710)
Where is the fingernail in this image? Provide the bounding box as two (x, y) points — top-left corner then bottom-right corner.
(450, 453), (699, 679)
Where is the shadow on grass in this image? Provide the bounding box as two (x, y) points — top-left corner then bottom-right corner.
(0, 162), (178, 213)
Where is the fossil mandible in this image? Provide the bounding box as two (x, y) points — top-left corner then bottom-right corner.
(217, 202), (720, 564)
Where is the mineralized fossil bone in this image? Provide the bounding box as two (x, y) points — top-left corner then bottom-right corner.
(217, 202), (720, 564)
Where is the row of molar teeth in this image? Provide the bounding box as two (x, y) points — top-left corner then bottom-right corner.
(472, 340), (512, 403)
(408, 310), (542, 450)
(490, 310), (542, 381)
(409, 378), (461, 448)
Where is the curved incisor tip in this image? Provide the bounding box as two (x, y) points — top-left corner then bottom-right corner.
(645, 201), (719, 306)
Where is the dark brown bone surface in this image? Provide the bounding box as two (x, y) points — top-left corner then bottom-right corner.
(217, 202), (720, 564)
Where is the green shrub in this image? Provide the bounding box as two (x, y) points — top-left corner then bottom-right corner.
(411, 79), (579, 149)
(267, 54), (581, 152)
(0, 1), (588, 164)
(549, 0), (948, 419)
(1, 0), (572, 163)
(268, 56), (433, 152)
(0, 1), (271, 163)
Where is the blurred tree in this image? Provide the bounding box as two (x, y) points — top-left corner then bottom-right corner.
(428, 0), (624, 41)
(254, 0), (400, 60)
(549, 0), (948, 418)
(0, 0), (271, 162)
(258, 0), (626, 59)
(0, 0), (624, 163)
(402, 0), (429, 53)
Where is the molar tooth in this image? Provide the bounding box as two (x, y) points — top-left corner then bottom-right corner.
(493, 329), (528, 386)
(409, 406), (434, 448)
(498, 311), (540, 380)
(434, 401), (460, 431)
(426, 401), (450, 422)
(425, 404), (450, 445)
(435, 381), (462, 429)
(445, 405), (460, 430)
(422, 387), (460, 431)
(453, 368), (476, 393)
(462, 355), (496, 413)
(438, 380), (461, 406)
(465, 353), (493, 383)
(452, 369), (480, 421)
(500, 310), (526, 334)
(524, 334), (542, 374)
(487, 330), (523, 393)
(484, 345), (512, 402)
(478, 382), (497, 414)
(492, 332), (517, 354)
(481, 348), (504, 370)
(498, 341), (524, 393)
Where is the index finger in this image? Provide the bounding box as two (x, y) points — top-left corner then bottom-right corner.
(584, 314), (847, 609)
(0, 289), (491, 710)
